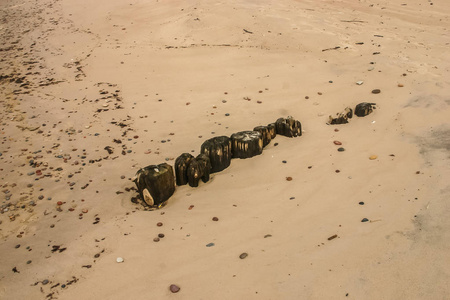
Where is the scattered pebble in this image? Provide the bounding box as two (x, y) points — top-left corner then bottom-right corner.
(328, 234), (338, 241)
(369, 155), (378, 160)
(170, 284), (180, 293)
(116, 257), (124, 263)
(333, 141), (342, 145)
(371, 89), (381, 94)
(361, 218), (369, 222)
(212, 217), (219, 221)
(158, 233), (165, 238)
(286, 177), (293, 181)
(42, 279), (49, 285)
(206, 242), (215, 247)
(356, 81), (364, 85)
(338, 147), (345, 152)
(157, 222), (163, 227)
(398, 83), (404, 87)
(239, 252), (248, 259)
(153, 237), (160, 242)
(359, 202), (365, 205)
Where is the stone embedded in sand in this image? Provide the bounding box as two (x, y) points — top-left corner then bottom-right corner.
(153, 237), (160, 242)
(158, 233), (165, 238)
(116, 257), (124, 263)
(157, 222), (163, 227)
(212, 217), (219, 221)
(239, 253), (248, 259)
(369, 155), (378, 160)
(286, 177), (293, 181)
(333, 141), (342, 145)
(170, 284), (180, 293)
(371, 89), (381, 94)
(361, 218), (369, 222)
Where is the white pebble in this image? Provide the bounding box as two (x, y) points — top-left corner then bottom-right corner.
(116, 257), (124, 263)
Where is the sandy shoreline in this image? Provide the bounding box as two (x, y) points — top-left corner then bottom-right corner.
(1, 0), (449, 299)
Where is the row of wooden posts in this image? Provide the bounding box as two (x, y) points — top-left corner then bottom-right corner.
(133, 116), (302, 208)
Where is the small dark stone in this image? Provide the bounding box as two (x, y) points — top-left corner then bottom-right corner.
(371, 89), (381, 94)
(274, 143), (279, 146)
(239, 252), (248, 259)
(42, 279), (49, 285)
(157, 222), (163, 227)
(170, 284), (180, 293)
(282, 160), (287, 163)
(158, 233), (165, 238)
(94, 253), (100, 258)
(337, 147), (345, 152)
(361, 218), (369, 222)
(359, 202), (364, 205)
(225, 113), (230, 116)
(26, 260), (32, 264)
(212, 217), (219, 221)
(153, 237), (160, 242)
(15, 244), (20, 249)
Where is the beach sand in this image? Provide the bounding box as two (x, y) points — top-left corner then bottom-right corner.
(1, 0), (449, 299)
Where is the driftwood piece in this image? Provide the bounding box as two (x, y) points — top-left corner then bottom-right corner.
(327, 107), (353, 124)
(253, 126), (272, 147)
(133, 163), (175, 207)
(355, 102), (376, 117)
(275, 117), (302, 137)
(175, 153), (194, 186)
(201, 136), (232, 173)
(187, 154), (211, 187)
(231, 131), (263, 159)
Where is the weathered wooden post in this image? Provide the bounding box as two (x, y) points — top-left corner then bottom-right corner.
(355, 102), (376, 117)
(275, 117), (302, 137)
(174, 153), (194, 186)
(267, 123), (277, 139)
(231, 131), (263, 159)
(253, 126), (272, 147)
(327, 107), (353, 124)
(133, 163), (175, 207)
(201, 136), (232, 173)
(187, 154), (211, 187)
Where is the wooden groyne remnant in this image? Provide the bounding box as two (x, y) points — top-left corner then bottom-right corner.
(133, 116), (302, 208)
(133, 102), (375, 209)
